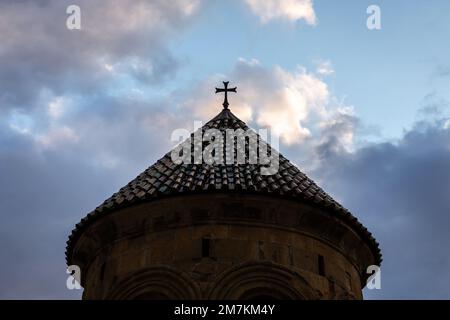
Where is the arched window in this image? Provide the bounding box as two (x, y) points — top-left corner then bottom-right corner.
(209, 261), (318, 299)
(107, 266), (201, 300)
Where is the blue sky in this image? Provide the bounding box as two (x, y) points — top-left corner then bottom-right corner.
(1, 0), (450, 299)
(172, 0), (450, 140)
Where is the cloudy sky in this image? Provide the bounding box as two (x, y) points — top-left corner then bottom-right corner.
(1, 0), (449, 299)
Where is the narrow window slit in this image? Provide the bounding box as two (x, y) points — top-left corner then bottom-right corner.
(202, 238), (210, 258)
(318, 254), (326, 276)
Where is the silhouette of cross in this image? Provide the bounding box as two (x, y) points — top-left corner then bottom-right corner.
(215, 81), (237, 109)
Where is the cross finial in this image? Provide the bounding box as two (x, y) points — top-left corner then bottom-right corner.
(215, 81), (237, 109)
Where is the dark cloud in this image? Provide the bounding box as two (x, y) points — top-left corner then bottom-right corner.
(0, 132), (107, 299)
(309, 117), (450, 299)
(315, 111), (359, 160)
(0, 95), (187, 298)
(0, 0), (199, 111)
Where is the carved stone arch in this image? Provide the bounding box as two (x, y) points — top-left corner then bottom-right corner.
(208, 261), (319, 300)
(107, 266), (201, 300)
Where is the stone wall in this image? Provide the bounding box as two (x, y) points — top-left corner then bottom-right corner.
(71, 193), (375, 299)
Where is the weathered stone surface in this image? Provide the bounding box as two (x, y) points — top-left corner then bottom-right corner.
(71, 194), (376, 299)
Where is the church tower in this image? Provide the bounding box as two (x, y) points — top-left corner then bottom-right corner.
(66, 82), (381, 299)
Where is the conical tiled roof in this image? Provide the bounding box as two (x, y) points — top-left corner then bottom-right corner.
(66, 108), (381, 265)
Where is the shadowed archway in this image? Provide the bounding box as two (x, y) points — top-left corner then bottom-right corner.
(107, 266), (202, 300)
(208, 261), (319, 300)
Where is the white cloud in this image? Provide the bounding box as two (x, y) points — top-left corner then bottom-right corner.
(315, 60), (335, 76)
(444, 119), (450, 130)
(317, 106), (357, 154)
(256, 66), (329, 144)
(181, 59), (351, 147)
(48, 97), (67, 119)
(36, 126), (79, 150)
(7, 112), (34, 136)
(244, 0), (316, 24)
(0, 0), (202, 111)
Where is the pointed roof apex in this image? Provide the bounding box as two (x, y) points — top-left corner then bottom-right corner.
(210, 107), (241, 121)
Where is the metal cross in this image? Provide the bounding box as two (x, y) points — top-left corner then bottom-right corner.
(215, 81), (237, 109)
